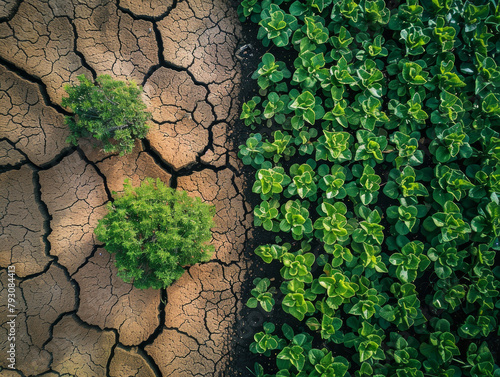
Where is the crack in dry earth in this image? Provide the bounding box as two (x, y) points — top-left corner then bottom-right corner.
(0, 0), (251, 375)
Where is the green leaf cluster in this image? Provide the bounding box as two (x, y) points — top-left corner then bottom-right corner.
(62, 74), (150, 155)
(95, 178), (215, 289)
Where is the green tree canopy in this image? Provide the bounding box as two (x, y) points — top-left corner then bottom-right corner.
(95, 178), (216, 289)
(62, 74), (150, 155)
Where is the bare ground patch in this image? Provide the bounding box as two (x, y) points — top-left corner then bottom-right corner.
(0, 0), (251, 375)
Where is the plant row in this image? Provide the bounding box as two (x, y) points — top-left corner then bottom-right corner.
(237, 0), (500, 376)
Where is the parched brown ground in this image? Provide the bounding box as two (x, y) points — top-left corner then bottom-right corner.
(0, 0), (253, 375)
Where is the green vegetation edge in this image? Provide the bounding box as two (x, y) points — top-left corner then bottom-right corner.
(237, 0), (500, 376)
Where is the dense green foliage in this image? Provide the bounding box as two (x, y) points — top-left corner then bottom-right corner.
(62, 74), (150, 155)
(238, 0), (500, 376)
(95, 179), (215, 289)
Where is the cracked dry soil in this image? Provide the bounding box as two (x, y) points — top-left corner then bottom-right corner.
(0, 0), (256, 375)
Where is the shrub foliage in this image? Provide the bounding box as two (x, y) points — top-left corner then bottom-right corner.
(62, 74), (150, 155)
(238, 0), (500, 376)
(95, 179), (216, 289)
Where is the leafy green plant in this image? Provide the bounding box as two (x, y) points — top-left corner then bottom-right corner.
(458, 315), (497, 339)
(433, 16), (456, 52)
(354, 130), (388, 164)
(380, 282), (426, 331)
(388, 0), (423, 29)
(325, 243), (353, 268)
(386, 333), (423, 375)
(348, 281), (386, 320)
(62, 74), (150, 155)
(330, 26), (354, 60)
(400, 26), (430, 55)
(386, 199), (428, 235)
(258, 4), (299, 47)
(358, 34), (388, 60)
(288, 90), (324, 129)
(247, 278), (277, 312)
(324, 56), (357, 101)
(287, 163), (318, 199)
(308, 350), (350, 377)
(315, 131), (352, 163)
(427, 241), (468, 279)
(306, 313), (344, 341)
(280, 251), (315, 283)
(419, 319), (460, 365)
(303, 16), (330, 45)
(255, 243), (289, 264)
(94, 178), (215, 289)
(467, 165), (500, 201)
(281, 279), (316, 321)
(276, 328), (314, 372)
(355, 60), (385, 99)
(388, 240), (430, 283)
(430, 276), (466, 311)
(464, 342), (498, 377)
(323, 99), (350, 128)
(469, 243), (496, 275)
(293, 50), (329, 89)
(350, 242), (388, 276)
(400, 61), (429, 86)
(292, 129), (316, 157)
(246, 362), (269, 377)
(318, 164), (348, 200)
(352, 206), (385, 246)
(289, 0), (334, 18)
(241, 96), (263, 127)
(253, 53), (292, 90)
(383, 166), (429, 199)
(251, 322), (285, 356)
(262, 92), (289, 124)
(262, 130), (295, 163)
(344, 321), (386, 363)
(387, 92), (429, 132)
(314, 201), (351, 245)
(238, 133), (266, 168)
(254, 199), (281, 231)
(318, 266), (358, 310)
(471, 200), (500, 244)
(434, 59), (466, 91)
(475, 53), (500, 94)
(390, 131), (424, 168)
(347, 94), (388, 130)
(357, 164), (382, 205)
(436, 90), (465, 123)
(466, 269), (499, 311)
(280, 200), (314, 240)
(331, 0), (361, 23)
(429, 123), (473, 163)
(431, 164), (475, 204)
(238, 0), (262, 21)
(253, 166), (291, 200)
(364, 0), (390, 28)
(427, 201), (472, 243)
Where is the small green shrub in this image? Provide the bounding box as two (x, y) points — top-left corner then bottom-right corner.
(95, 178), (215, 289)
(62, 74), (150, 155)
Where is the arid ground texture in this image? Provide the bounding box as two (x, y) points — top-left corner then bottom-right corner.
(0, 0), (254, 375)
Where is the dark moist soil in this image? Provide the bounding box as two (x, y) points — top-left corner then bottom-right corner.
(223, 7), (286, 376)
(223, 10), (348, 376)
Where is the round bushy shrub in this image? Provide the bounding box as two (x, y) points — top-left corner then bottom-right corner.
(95, 178), (216, 289)
(62, 74), (150, 155)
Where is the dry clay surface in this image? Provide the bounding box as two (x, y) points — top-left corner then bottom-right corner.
(0, 0), (252, 375)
